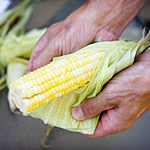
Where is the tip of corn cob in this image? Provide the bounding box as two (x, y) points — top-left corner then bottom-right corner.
(9, 84), (30, 113)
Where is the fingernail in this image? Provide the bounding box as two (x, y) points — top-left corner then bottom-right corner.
(71, 106), (84, 120)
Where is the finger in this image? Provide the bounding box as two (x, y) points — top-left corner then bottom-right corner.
(26, 31), (50, 74)
(26, 22), (63, 73)
(84, 102), (139, 138)
(83, 110), (117, 138)
(135, 51), (150, 62)
(71, 91), (117, 120)
(30, 39), (62, 71)
(30, 22), (95, 71)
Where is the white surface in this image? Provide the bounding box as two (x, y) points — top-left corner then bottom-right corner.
(0, 0), (11, 15)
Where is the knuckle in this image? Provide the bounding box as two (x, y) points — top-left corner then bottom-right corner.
(32, 59), (38, 71)
(103, 84), (120, 106)
(120, 124), (131, 132)
(103, 92), (115, 106)
(103, 84), (115, 99)
(81, 100), (97, 118)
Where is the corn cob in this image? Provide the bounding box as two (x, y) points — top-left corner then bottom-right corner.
(10, 50), (106, 113)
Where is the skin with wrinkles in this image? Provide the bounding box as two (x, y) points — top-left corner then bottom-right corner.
(72, 52), (150, 138)
(26, 0), (147, 72)
(26, 0), (149, 138)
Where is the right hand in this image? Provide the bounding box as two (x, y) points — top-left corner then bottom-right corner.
(72, 52), (150, 138)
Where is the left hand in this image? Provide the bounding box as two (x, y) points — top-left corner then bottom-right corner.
(72, 51), (150, 138)
(26, 0), (147, 73)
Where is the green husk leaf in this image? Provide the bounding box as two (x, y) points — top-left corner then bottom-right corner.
(7, 6), (33, 36)
(0, 75), (7, 90)
(0, 83), (6, 91)
(0, 28), (46, 70)
(6, 62), (27, 87)
(29, 32), (150, 134)
(0, 0), (32, 37)
(0, 10), (13, 27)
(0, 0), (41, 39)
(0, 74), (6, 85)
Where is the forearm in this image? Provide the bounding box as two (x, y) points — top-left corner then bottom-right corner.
(87, 0), (147, 35)
(66, 0), (147, 41)
(87, 0), (147, 38)
(136, 52), (150, 111)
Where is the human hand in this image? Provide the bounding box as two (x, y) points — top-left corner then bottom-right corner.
(26, 1), (118, 73)
(26, 0), (146, 73)
(71, 51), (150, 138)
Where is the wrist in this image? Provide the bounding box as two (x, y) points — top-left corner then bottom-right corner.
(138, 61), (150, 110)
(144, 62), (150, 108)
(64, 0), (147, 41)
(135, 52), (150, 110)
(86, 0), (147, 40)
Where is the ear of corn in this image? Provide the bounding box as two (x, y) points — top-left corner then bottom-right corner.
(10, 50), (106, 113)
(10, 31), (150, 134)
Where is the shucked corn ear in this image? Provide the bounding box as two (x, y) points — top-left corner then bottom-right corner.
(10, 50), (106, 113)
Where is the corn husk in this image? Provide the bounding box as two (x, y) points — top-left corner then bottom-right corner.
(0, 0), (40, 38)
(0, 28), (46, 91)
(0, 28), (46, 69)
(7, 62), (27, 112)
(28, 32), (150, 134)
(0, 0), (43, 91)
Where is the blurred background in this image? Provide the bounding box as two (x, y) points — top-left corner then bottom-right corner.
(0, 0), (150, 150)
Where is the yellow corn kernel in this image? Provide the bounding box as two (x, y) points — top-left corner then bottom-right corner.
(10, 51), (106, 113)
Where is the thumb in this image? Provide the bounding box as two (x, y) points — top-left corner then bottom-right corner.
(71, 92), (116, 120)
